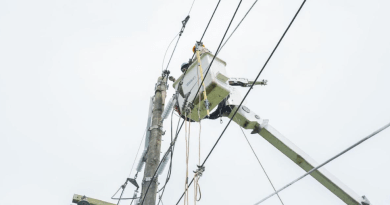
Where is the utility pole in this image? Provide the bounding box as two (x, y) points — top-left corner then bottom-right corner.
(140, 75), (167, 205)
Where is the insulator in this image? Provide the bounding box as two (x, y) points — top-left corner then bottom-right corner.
(162, 95), (176, 120)
(136, 150), (147, 172)
(157, 151), (171, 175)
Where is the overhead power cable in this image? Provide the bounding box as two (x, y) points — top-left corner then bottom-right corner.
(188, 0), (197, 15)
(191, 0), (242, 105)
(162, 16), (190, 74)
(239, 127), (284, 205)
(190, 0), (221, 60)
(254, 121), (390, 205)
(157, 110), (181, 205)
(175, 1), (306, 204)
(200, 0), (221, 42)
(162, 32), (180, 72)
(219, 0), (259, 52)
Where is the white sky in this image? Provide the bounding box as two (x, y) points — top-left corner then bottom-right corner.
(1, 0), (390, 205)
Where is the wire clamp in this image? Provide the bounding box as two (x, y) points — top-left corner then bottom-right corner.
(180, 15), (190, 36)
(204, 100), (210, 113)
(193, 165), (205, 177)
(195, 41), (203, 51)
(143, 177), (157, 184)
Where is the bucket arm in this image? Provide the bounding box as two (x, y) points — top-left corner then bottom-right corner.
(225, 104), (370, 205)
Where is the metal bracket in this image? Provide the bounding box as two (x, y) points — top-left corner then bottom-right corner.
(195, 41), (203, 51)
(149, 125), (165, 135)
(261, 119), (269, 128)
(143, 177), (157, 184)
(204, 99), (210, 110)
(361, 195), (371, 205)
(228, 78), (267, 87)
(193, 165), (205, 177)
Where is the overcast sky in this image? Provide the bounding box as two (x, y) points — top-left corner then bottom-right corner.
(1, 0), (390, 205)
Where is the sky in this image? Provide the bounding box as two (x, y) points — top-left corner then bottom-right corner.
(1, 0), (390, 205)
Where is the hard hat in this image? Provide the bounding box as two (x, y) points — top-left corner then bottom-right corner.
(181, 62), (189, 72)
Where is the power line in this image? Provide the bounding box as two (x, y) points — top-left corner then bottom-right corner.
(162, 32), (180, 72)
(239, 126), (284, 205)
(191, 0), (242, 105)
(190, 0), (221, 60)
(219, 0), (259, 52)
(175, 0), (306, 203)
(254, 121), (390, 205)
(200, 0), (221, 42)
(157, 110), (181, 205)
(162, 15), (190, 74)
(188, 0), (197, 15)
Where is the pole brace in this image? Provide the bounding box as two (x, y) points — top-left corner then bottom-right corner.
(149, 125), (165, 135)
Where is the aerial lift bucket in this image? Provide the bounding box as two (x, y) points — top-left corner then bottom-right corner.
(173, 52), (230, 122)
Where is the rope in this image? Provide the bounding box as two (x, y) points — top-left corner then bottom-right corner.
(183, 110), (192, 205)
(194, 47), (203, 205)
(175, 0), (305, 203)
(128, 128), (147, 178)
(254, 121), (390, 205)
(239, 127), (284, 205)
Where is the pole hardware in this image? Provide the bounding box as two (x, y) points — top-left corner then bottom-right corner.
(143, 177), (158, 184)
(193, 165), (205, 177)
(77, 195), (90, 205)
(180, 16), (190, 36)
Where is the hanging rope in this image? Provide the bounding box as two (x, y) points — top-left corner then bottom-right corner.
(193, 45), (203, 205)
(183, 110), (192, 205)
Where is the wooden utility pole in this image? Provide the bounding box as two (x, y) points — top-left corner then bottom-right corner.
(140, 76), (167, 205)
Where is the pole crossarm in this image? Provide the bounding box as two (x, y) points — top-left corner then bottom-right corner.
(72, 194), (116, 205)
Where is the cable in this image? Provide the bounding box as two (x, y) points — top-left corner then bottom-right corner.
(162, 12), (191, 75)
(188, 0), (197, 15)
(239, 127), (284, 205)
(190, 0), (222, 61)
(254, 121), (390, 205)
(111, 128), (146, 203)
(128, 129), (147, 178)
(139, 120), (185, 205)
(175, 1), (306, 204)
(162, 32), (180, 72)
(200, 0), (221, 42)
(218, 0), (259, 52)
(191, 0), (242, 105)
(157, 110), (181, 205)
